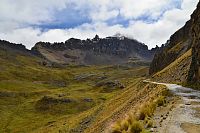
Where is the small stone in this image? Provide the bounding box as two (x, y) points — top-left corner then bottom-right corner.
(150, 128), (154, 132)
(58, 93), (65, 97)
(167, 111), (169, 115)
(163, 116), (167, 119)
(83, 98), (93, 102)
(185, 102), (191, 105)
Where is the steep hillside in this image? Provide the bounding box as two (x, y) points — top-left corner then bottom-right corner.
(150, 2), (200, 85)
(188, 3), (200, 83)
(152, 49), (192, 83)
(149, 19), (192, 75)
(32, 35), (156, 65)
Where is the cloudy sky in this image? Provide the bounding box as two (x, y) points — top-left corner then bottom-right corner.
(0, 0), (199, 49)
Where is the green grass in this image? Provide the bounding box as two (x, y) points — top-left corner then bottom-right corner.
(0, 49), (149, 132)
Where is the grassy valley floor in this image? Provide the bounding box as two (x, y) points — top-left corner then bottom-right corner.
(0, 48), (155, 132)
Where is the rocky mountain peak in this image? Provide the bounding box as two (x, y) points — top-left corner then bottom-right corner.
(0, 40), (29, 54)
(31, 35), (156, 65)
(93, 34), (100, 41)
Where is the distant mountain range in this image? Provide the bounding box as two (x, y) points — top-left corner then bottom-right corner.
(0, 35), (158, 66)
(1, 1), (200, 87)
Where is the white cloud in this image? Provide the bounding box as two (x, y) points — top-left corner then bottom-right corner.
(0, 0), (68, 32)
(0, 28), (42, 48)
(90, 8), (119, 21)
(0, 0), (199, 49)
(117, 0), (170, 19)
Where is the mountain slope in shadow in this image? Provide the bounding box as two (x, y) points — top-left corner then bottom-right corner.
(150, 2), (200, 87)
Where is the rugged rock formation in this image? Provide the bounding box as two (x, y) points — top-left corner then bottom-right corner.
(151, 49), (192, 83)
(188, 2), (200, 83)
(0, 35), (157, 67)
(0, 40), (30, 54)
(31, 35), (156, 65)
(149, 21), (192, 75)
(150, 2), (200, 83)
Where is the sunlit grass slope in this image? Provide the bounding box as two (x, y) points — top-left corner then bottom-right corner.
(0, 47), (149, 133)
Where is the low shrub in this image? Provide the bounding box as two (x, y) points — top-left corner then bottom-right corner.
(138, 96), (167, 120)
(112, 122), (122, 133)
(112, 117), (144, 133)
(156, 96), (166, 107)
(121, 119), (129, 131)
(112, 86), (170, 133)
(128, 121), (143, 133)
(138, 102), (156, 120)
(146, 120), (153, 128)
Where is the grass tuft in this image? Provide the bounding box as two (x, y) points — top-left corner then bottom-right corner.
(112, 84), (171, 133)
(112, 118), (144, 133)
(128, 120), (143, 133)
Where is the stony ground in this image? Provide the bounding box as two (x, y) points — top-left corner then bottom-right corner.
(151, 83), (200, 133)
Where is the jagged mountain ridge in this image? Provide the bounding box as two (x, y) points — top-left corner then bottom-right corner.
(150, 2), (200, 84)
(0, 40), (36, 58)
(0, 40), (29, 53)
(149, 18), (193, 75)
(31, 35), (157, 65)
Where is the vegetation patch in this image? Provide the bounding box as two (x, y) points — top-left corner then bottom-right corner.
(35, 96), (95, 115)
(0, 49), (150, 132)
(112, 117), (145, 133)
(96, 80), (125, 93)
(182, 82), (200, 90)
(111, 87), (171, 133)
(138, 96), (166, 120)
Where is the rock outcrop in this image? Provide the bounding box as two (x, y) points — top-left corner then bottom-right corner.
(31, 35), (156, 65)
(149, 21), (192, 75)
(150, 2), (200, 83)
(0, 35), (157, 67)
(188, 2), (200, 83)
(0, 40), (30, 53)
(0, 40), (41, 59)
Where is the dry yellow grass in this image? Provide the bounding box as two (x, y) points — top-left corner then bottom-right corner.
(152, 49), (192, 83)
(110, 83), (170, 133)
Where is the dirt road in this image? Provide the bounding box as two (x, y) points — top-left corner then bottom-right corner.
(148, 81), (200, 133)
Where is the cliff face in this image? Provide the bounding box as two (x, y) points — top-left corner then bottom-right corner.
(149, 20), (192, 75)
(188, 3), (200, 83)
(150, 2), (200, 83)
(32, 35), (156, 65)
